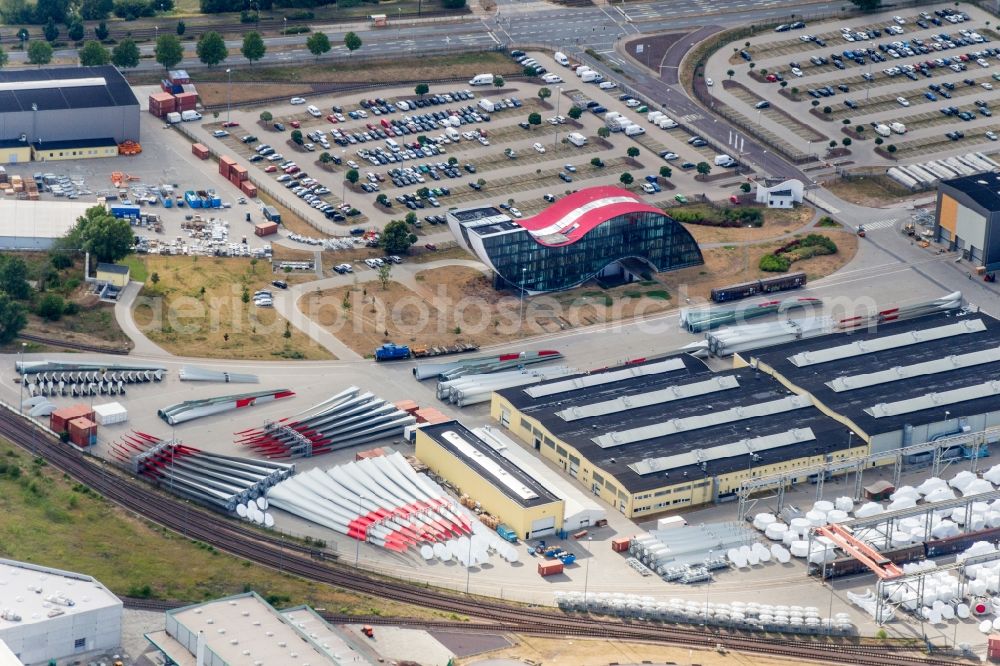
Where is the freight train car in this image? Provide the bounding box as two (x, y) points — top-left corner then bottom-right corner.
(710, 272), (807, 303)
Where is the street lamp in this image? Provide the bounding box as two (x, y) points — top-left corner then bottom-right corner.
(355, 494), (367, 567)
(226, 68), (232, 125)
(341, 149), (347, 202)
(519, 267), (527, 324)
(582, 536), (592, 609)
(553, 86), (563, 148)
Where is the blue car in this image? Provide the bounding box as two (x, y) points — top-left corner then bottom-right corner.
(925, 92), (938, 101)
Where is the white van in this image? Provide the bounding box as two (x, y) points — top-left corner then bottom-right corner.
(306, 105), (321, 117)
(624, 125), (646, 136)
(445, 127), (460, 142)
(567, 132), (587, 146)
(385, 138), (400, 152)
(657, 117), (678, 129)
(598, 81), (617, 90)
(181, 110), (202, 121)
(890, 122), (907, 134)
(166, 111), (182, 124)
(648, 111), (664, 123)
(580, 71), (598, 83)
(478, 98), (495, 113)
(874, 124), (891, 137)
(576, 66), (593, 78)
(714, 153), (737, 167)
(554, 51), (569, 66)
(469, 73), (494, 86)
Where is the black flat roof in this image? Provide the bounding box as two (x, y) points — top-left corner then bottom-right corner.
(940, 171), (1000, 212)
(450, 206), (504, 222)
(745, 311), (1000, 436)
(97, 263), (129, 274)
(0, 139), (28, 148)
(497, 355), (850, 494)
(419, 421), (560, 508)
(36, 137), (117, 150)
(0, 66), (138, 113)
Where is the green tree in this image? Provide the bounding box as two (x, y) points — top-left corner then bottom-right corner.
(567, 106), (582, 120)
(82, 0), (113, 20)
(619, 172), (634, 186)
(726, 68), (734, 79)
(78, 40), (110, 66)
(176, 19), (185, 35)
(597, 126), (610, 139)
(0, 294), (27, 344)
(538, 87), (551, 101)
(155, 34), (183, 70)
(66, 205), (133, 263)
(259, 110), (272, 122)
(887, 144), (897, 153)
(37, 293), (65, 321)
(380, 219), (418, 254)
(0, 257), (30, 300)
(849, 0), (881, 10)
(740, 182), (752, 193)
(527, 112), (541, 127)
(493, 75), (504, 88)
(626, 146), (639, 158)
(241, 30), (265, 65)
(415, 83), (429, 96)
(590, 157), (604, 168)
(150, 272), (160, 285)
(376, 263), (391, 289)
(346, 169), (359, 184)
(696, 161), (711, 175)
(197, 31), (228, 67)
(43, 19), (58, 42)
(0, 46), (8, 69)
(27, 41), (53, 66)
(842, 137), (852, 147)
(94, 20), (109, 40)
(306, 32), (331, 60)
(405, 211), (417, 224)
(659, 166), (672, 179)
(344, 31), (361, 55)
(67, 18), (84, 41)
(112, 37), (140, 68)
(874, 137), (884, 145)
(290, 129), (303, 144)
(375, 193), (389, 207)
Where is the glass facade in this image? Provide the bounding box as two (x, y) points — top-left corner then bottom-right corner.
(477, 210), (703, 292)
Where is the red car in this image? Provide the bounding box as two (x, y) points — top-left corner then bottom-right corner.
(264, 165), (277, 173)
(326, 114), (338, 123)
(290, 120), (301, 128)
(424, 243), (437, 251)
(766, 74), (778, 82)
(222, 121), (240, 127)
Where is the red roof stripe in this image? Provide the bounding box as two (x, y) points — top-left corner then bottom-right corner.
(517, 186), (666, 247)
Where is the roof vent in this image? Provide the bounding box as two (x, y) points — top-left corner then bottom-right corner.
(978, 179), (988, 184)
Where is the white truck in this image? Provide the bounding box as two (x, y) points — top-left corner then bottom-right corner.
(554, 51), (570, 66)
(890, 122), (907, 134)
(576, 66), (593, 78)
(580, 71), (598, 83)
(714, 153), (737, 167)
(478, 98), (495, 113)
(469, 73), (494, 86)
(874, 123), (892, 137)
(181, 110), (202, 122)
(567, 132), (588, 147)
(166, 111), (182, 124)
(624, 124), (646, 136)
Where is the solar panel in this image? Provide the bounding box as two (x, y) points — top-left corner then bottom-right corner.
(788, 319), (986, 367)
(865, 379), (1000, 418)
(592, 395), (812, 448)
(827, 345), (1000, 392)
(441, 430), (539, 500)
(628, 428), (816, 475)
(556, 375), (739, 421)
(524, 357), (685, 399)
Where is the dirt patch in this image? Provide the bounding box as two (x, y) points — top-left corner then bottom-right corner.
(299, 266), (675, 356)
(132, 256), (333, 360)
(823, 174), (921, 208)
(681, 205), (815, 245)
(657, 228), (858, 302)
(472, 634), (842, 666)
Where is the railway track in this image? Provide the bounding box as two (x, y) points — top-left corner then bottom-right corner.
(0, 410), (968, 666)
(16, 333), (130, 355)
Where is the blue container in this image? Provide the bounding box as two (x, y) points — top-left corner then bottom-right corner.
(210, 196), (222, 208)
(110, 204), (141, 219)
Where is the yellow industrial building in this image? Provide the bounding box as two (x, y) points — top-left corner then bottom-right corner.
(490, 356), (868, 518)
(32, 138), (119, 162)
(95, 263), (130, 288)
(415, 421), (564, 540)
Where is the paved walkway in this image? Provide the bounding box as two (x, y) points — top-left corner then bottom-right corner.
(114, 281), (173, 358)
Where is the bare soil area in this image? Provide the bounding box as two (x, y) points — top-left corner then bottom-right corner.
(299, 266), (675, 356)
(682, 205), (816, 245)
(823, 174), (922, 208)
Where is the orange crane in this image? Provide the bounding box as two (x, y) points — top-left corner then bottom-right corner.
(815, 523), (903, 579)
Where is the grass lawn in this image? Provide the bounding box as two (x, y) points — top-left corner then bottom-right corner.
(131, 255), (333, 360)
(0, 438), (434, 616)
(673, 204), (815, 245)
(121, 256), (149, 282)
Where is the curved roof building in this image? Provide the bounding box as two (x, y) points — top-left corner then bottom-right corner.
(447, 186), (703, 293)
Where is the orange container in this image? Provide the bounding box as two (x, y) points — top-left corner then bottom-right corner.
(191, 143), (209, 159)
(68, 416), (97, 448)
(255, 222), (278, 237)
(240, 181), (257, 198)
(538, 561), (563, 576)
(50, 404), (95, 433)
(611, 537), (631, 552)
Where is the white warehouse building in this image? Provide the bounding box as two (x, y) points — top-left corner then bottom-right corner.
(0, 559), (122, 665)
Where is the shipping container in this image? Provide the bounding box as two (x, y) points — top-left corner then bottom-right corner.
(175, 92), (198, 110)
(988, 635), (1000, 660)
(109, 204), (141, 219)
(231, 165), (249, 182)
(262, 205), (281, 223)
(355, 447), (386, 461)
(68, 417), (97, 448)
(255, 222), (278, 237)
(192, 143), (209, 160)
(50, 404), (95, 434)
(219, 155), (236, 179)
(240, 181), (257, 198)
(538, 561), (564, 576)
(611, 537), (631, 552)
(93, 402), (128, 425)
(657, 516), (687, 530)
(168, 69), (191, 84)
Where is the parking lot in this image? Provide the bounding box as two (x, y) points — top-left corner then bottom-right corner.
(706, 4), (1000, 165)
(183, 50), (754, 245)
